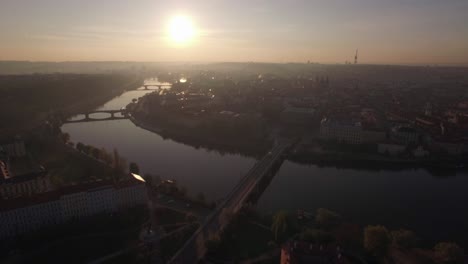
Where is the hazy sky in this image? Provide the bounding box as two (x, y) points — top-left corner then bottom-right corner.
(1, 0), (467, 64)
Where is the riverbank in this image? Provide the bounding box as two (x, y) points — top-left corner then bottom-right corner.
(129, 113), (271, 157)
(0, 74), (142, 138)
(290, 147), (467, 174)
(69, 78), (141, 113)
(129, 110), (467, 174)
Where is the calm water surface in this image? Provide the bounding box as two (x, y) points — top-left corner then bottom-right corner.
(62, 82), (468, 246)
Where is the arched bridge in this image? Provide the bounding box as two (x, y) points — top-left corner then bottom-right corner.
(63, 109), (129, 123)
(141, 83), (172, 90)
(169, 139), (295, 263)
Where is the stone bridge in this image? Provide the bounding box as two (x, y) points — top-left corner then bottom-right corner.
(63, 109), (129, 123)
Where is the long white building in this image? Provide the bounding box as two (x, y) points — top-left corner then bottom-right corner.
(319, 118), (364, 144)
(0, 179), (147, 239)
(320, 118), (386, 144)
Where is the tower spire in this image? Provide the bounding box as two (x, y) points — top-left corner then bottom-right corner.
(354, 49), (358, 64)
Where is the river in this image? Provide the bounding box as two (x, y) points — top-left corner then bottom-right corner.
(62, 80), (468, 247)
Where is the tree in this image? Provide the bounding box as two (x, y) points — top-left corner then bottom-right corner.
(129, 162), (140, 174)
(83, 145), (92, 155)
(205, 238), (221, 253)
(271, 210), (290, 241)
(300, 228), (334, 244)
(185, 213), (197, 223)
(144, 174), (161, 186)
(76, 142), (85, 152)
(391, 229), (418, 250)
(142, 174), (153, 186)
(179, 186), (187, 197)
(61, 132), (70, 143)
(112, 148), (127, 178)
(100, 148), (113, 165)
(433, 242), (464, 264)
(267, 240), (277, 249)
(153, 174), (162, 184)
(364, 225), (391, 257)
(92, 147), (101, 159)
(315, 208), (341, 229)
(334, 223), (362, 249)
(197, 192), (205, 203)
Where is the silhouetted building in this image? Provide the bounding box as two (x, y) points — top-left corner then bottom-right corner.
(0, 170), (50, 199)
(281, 105), (317, 125)
(390, 126), (420, 145)
(281, 240), (350, 264)
(0, 179), (147, 239)
(0, 139), (26, 158)
(320, 118), (364, 144)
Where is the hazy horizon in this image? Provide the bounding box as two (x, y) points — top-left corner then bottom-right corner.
(2, 60), (468, 67)
(1, 0), (468, 65)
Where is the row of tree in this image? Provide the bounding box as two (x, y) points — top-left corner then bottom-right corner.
(271, 208), (343, 242)
(364, 225), (464, 263)
(270, 208), (464, 264)
(75, 142), (128, 177)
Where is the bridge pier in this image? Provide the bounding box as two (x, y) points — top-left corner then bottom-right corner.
(110, 112), (115, 118)
(85, 113), (89, 119)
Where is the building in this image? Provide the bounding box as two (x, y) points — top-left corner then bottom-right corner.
(413, 146), (429, 158)
(0, 170), (51, 199)
(280, 105), (317, 125)
(320, 118), (364, 144)
(0, 138), (51, 199)
(361, 129), (387, 143)
(432, 140), (464, 156)
(378, 142), (406, 157)
(281, 240), (350, 264)
(390, 126), (420, 145)
(0, 139), (26, 158)
(0, 179), (147, 239)
(0, 160), (10, 179)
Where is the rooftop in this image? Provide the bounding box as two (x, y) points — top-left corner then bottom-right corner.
(0, 178), (144, 212)
(282, 240), (350, 264)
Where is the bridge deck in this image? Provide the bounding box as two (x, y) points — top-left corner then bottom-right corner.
(63, 109), (128, 123)
(63, 117), (128, 124)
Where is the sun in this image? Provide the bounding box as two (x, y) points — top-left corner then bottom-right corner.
(168, 16), (195, 44)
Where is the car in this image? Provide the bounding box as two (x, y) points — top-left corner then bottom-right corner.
(168, 200), (175, 203)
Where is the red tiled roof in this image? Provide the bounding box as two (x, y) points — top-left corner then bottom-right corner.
(282, 240), (350, 264)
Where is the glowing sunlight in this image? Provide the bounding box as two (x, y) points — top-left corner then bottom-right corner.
(168, 15), (196, 45)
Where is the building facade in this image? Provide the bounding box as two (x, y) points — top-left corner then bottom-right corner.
(320, 118), (364, 144)
(0, 180), (147, 239)
(281, 240), (350, 264)
(0, 172), (51, 199)
(390, 126), (420, 145)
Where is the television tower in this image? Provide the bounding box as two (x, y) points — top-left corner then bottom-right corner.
(354, 49), (358, 64)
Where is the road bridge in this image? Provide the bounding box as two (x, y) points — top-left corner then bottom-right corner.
(168, 139), (293, 263)
(63, 109), (129, 123)
(142, 84), (172, 90)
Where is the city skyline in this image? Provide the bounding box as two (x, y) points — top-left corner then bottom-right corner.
(1, 0), (468, 65)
